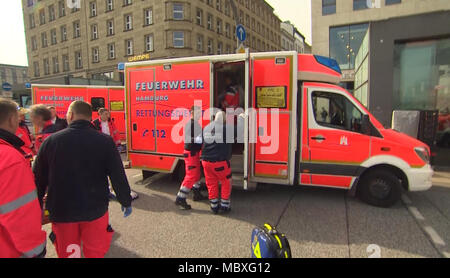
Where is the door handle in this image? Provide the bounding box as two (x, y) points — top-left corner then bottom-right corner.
(311, 136), (326, 141)
(133, 123), (137, 131)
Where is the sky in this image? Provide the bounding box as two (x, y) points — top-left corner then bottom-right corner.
(0, 0), (311, 67)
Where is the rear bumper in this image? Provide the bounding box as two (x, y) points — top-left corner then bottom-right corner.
(406, 164), (433, 191)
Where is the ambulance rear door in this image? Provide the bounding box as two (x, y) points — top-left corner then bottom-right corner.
(108, 87), (126, 141)
(248, 51), (298, 185)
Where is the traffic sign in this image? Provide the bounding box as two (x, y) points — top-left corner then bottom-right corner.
(236, 43), (246, 54)
(236, 24), (246, 42)
(2, 82), (12, 91)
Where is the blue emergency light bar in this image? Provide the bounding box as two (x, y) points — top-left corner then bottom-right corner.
(314, 55), (342, 74)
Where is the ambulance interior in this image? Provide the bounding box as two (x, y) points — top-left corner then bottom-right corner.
(213, 61), (246, 179)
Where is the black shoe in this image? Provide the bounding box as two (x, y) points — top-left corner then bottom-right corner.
(193, 188), (208, 201)
(220, 206), (231, 214)
(211, 206), (219, 214)
(175, 198), (192, 210)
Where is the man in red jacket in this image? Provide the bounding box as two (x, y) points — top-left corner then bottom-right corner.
(29, 104), (57, 153)
(0, 98), (47, 258)
(92, 108), (121, 146)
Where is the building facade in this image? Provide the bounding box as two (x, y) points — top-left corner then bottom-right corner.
(280, 21), (307, 53)
(0, 64), (30, 106)
(22, 0), (283, 83)
(312, 0), (450, 85)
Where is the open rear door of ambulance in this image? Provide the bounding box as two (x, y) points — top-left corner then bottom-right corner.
(248, 51), (298, 186)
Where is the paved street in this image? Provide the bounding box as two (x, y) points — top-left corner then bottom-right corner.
(42, 169), (450, 258)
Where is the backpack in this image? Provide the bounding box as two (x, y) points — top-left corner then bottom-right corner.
(251, 223), (291, 258)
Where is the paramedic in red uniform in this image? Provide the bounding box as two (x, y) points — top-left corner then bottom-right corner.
(0, 98), (47, 258)
(201, 111), (235, 214)
(219, 75), (240, 110)
(15, 108), (35, 158)
(33, 100), (132, 258)
(175, 106), (207, 210)
(48, 106), (68, 131)
(29, 104), (57, 153)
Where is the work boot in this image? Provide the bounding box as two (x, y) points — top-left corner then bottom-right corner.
(175, 198), (192, 210)
(220, 206), (231, 214)
(192, 187), (208, 201)
(210, 206), (219, 214)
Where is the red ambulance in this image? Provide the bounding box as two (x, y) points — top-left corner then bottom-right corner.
(124, 51), (433, 207)
(32, 84), (126, 141)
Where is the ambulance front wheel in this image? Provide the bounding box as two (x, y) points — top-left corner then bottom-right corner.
(358, 169), (402, 208)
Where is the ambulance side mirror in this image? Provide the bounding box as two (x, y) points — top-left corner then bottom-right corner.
(361, 114), (371, 135)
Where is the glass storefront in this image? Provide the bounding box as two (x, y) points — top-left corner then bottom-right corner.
(394, 38), (450, 164)
(329, 23), (369, 70)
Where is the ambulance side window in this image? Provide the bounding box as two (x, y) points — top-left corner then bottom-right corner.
(91, 97), (105, 112)
(312, 91), (363, 133)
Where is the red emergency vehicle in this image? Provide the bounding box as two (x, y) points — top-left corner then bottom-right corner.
(31, 84), (126, 140)
(124, 51), (433, 207)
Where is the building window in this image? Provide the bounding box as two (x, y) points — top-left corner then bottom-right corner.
(125, 39), (133, 56)
(91, 24), (98, 40)
(31, 36), (37, 51)
(92, 47), (99, 63)
(29, 14), (35, 29)
(43, 58), (50, 75)
(386, 0), (401, 5)
(329, 23), (369, 70)
(49, 5), (56, 21)
(41, 32), (48, 48)
(90, 1), (97, 17)
(173, 3), (184, 20)
(207, 0), (213, 6)
(224, 1), (230, 16)
(106, 0), (114, 11)
(144, 8), (153, 26)
(217, 41), (222, 55)
(60, 25), (67, 42)
(207, 38), (213, 54)
(353, 0), (369, 10)
(52, 57), (59, 73)
(145, 34), (154, 52)
(39, 9), (45, 25)
(123, 0), (132, 6)
(58, 1), (66, 17)
(73, 21), (81, 38)
(207, 14), (213, 30)
(216, 19), (222, 34)
(196, 8), (203, 26)
(322, 0), (336, 15)
(107, 19), (114, 36)
(124, 14), (133, 31)
(197, 35), (203, 52)
(173, 31), (184, 48)
(62, 54), (69, 72)
(216, 0), (222, 11)
(225, 23), (230, 38)
(108, 43), (115, 59)
(226, 44), (231, 54)
(33, 62), (40, 77)
(75, 51), (83, 69)
(51, 29), (57, 45)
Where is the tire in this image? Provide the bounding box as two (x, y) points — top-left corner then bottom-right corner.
(357, 169), (402, 208)
(172, 161), (185, 183)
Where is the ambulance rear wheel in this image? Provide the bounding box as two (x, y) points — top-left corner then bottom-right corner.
(172, 161), (186, 183)
(358, 169), (401, 208)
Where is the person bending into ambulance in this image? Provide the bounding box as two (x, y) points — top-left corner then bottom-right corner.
(219, 75), (240, 110)
(29, 104), (57, 153)
(175, 106), (208, 210)
(201, 110), (235, 214)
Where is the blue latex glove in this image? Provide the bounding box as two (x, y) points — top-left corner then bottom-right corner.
(121, 206), (132, 218)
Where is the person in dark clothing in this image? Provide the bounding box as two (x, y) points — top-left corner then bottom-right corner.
(48, 106), (68, 131)
(33, 100), (132, 258)
(175, 106), (207, 210)
(200, 110), (237, 214)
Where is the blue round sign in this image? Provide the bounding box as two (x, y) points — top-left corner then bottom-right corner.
(2, 82), (12, 91)
(236, 24), (246, 42)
